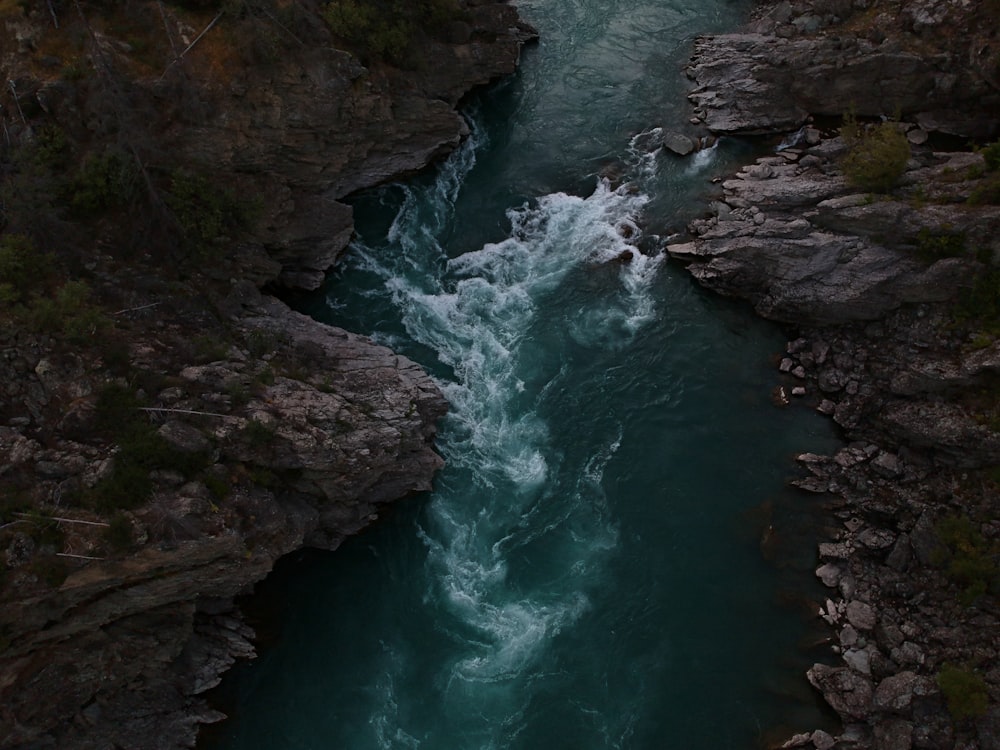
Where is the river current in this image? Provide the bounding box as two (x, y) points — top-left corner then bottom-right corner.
(202, 1), (843, 748)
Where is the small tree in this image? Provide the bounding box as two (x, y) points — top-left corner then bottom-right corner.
(840, 115), (911, 193)
(937, 663), (989, 721)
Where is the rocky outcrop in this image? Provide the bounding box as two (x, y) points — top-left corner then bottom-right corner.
(162, 0), (536, 291)
(667, 142), (1000, 326)
(675, 0), (1000, 746)
(0, 1), (534, 747)
(686, 0), (1000, 139)
(0, 287), (447, 749)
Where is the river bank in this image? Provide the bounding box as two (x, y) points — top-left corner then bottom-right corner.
(0, 2), (534, 747)
(668, 0), (1000, 746)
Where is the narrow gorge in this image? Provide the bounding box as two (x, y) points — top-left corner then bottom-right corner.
(1, 0), (998, 748)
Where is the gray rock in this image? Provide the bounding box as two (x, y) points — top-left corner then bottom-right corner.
(782, 733), (812, 748)
(844, 646), (872, 675)
(5, 532), (36, 568)
(812, 729), (836, 750)
(977, 705), (1000, 750)
(875, 718), (913, 750)
(841, 624), (859, 647)
(817, 563), (843, 588)
(890, 641), (924, 667)
(885, 534), (911, 572)
(858, 527), (896, 550)
(873, 671), (923, 713)
(909, 512), (939, 566)
(686, 31), (996, 138)
(808, 663), (874, 720)
(846, 600), (877, 630)
(159, 421), (213, 455)
(662, 131), (697, 156)
(871, 451), (903, 477)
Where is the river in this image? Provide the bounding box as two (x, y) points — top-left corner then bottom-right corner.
(201, 0), (842, 747)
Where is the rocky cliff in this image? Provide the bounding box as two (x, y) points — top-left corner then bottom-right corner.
(668, 0), (1000, 748)
(0, 1), (534, 747)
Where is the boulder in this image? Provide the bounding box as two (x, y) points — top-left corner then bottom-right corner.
(873, 671), (927, 713)
(875, 718), (913, 750)
(808, 664), (874, 720)
(662, 131), (697, 156)
(846, 600), (877, 630)
(811, 729), (836, 750)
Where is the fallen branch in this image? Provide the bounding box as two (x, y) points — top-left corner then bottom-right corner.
(156, 0), (180, 57)
(160, 10), (225, 79)
(57, 552), (107, 561)
(112, 302), (161, 316)
(14, 513), (110, 527)
(139, 407), (233, 419)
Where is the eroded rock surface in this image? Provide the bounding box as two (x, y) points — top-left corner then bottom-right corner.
(0, 1), (533, 747)
(677, 0), (1000, 746)
(686, 0), (999, 138)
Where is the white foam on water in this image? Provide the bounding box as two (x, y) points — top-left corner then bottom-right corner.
(627, 126), (664, 180)
(370, 654), (423, 750)
(341, 121), (667, 745)
(776, 125), (808, 151)
(685, 137), (720, 174)
(583, 425), (622, 486)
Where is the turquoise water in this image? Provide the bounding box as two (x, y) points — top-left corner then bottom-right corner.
(201, 1), (842, 748)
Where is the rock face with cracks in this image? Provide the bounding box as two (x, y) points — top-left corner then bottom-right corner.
(0, 1), (534, 748)
(675, 0), (1000, 748)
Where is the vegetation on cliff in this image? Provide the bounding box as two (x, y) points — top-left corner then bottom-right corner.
(840, 115), (911, 194)
(0, 0), (532, 745)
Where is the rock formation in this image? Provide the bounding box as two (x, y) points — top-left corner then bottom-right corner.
(672, 0), (1000, 747)
(0, 1), (535, 747)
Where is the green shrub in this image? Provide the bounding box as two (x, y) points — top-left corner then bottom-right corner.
(94, 383), (143, 433)
(202, 473), (231, 501)
(192, 334), (231, 364)
(323, 0), (463, 65)
(0, 234), (44, 305)
(89, 460), (153, 513)
(88, 385), (211, 512)
(915, 228), (966, 263)
(246, 329), (278, 357)
(166, 170), (257, 255)
(24, 280), (110, 343)
(241, 417), (276, 447)
(840, 117), (911, 193)
(937, 663), (989, 721)
(253, 365), (275, 386)
(932, 514), (999, 604)
(24, 511), (66, 549)
(980, 140), (1000, 172)
(956, 268), (1000, 327)
(30, 125), (71, 170)
(67, 150), (139, 216)
(968, 173), (1000, 205)
(324, 0), (411, 63)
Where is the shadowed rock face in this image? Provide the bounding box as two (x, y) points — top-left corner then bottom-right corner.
(0, 2), (534, 748)
(165, 2), (537, 292)
(0, 288), (450, 750)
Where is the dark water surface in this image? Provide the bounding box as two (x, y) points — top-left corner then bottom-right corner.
(201, 1), (843, 747)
